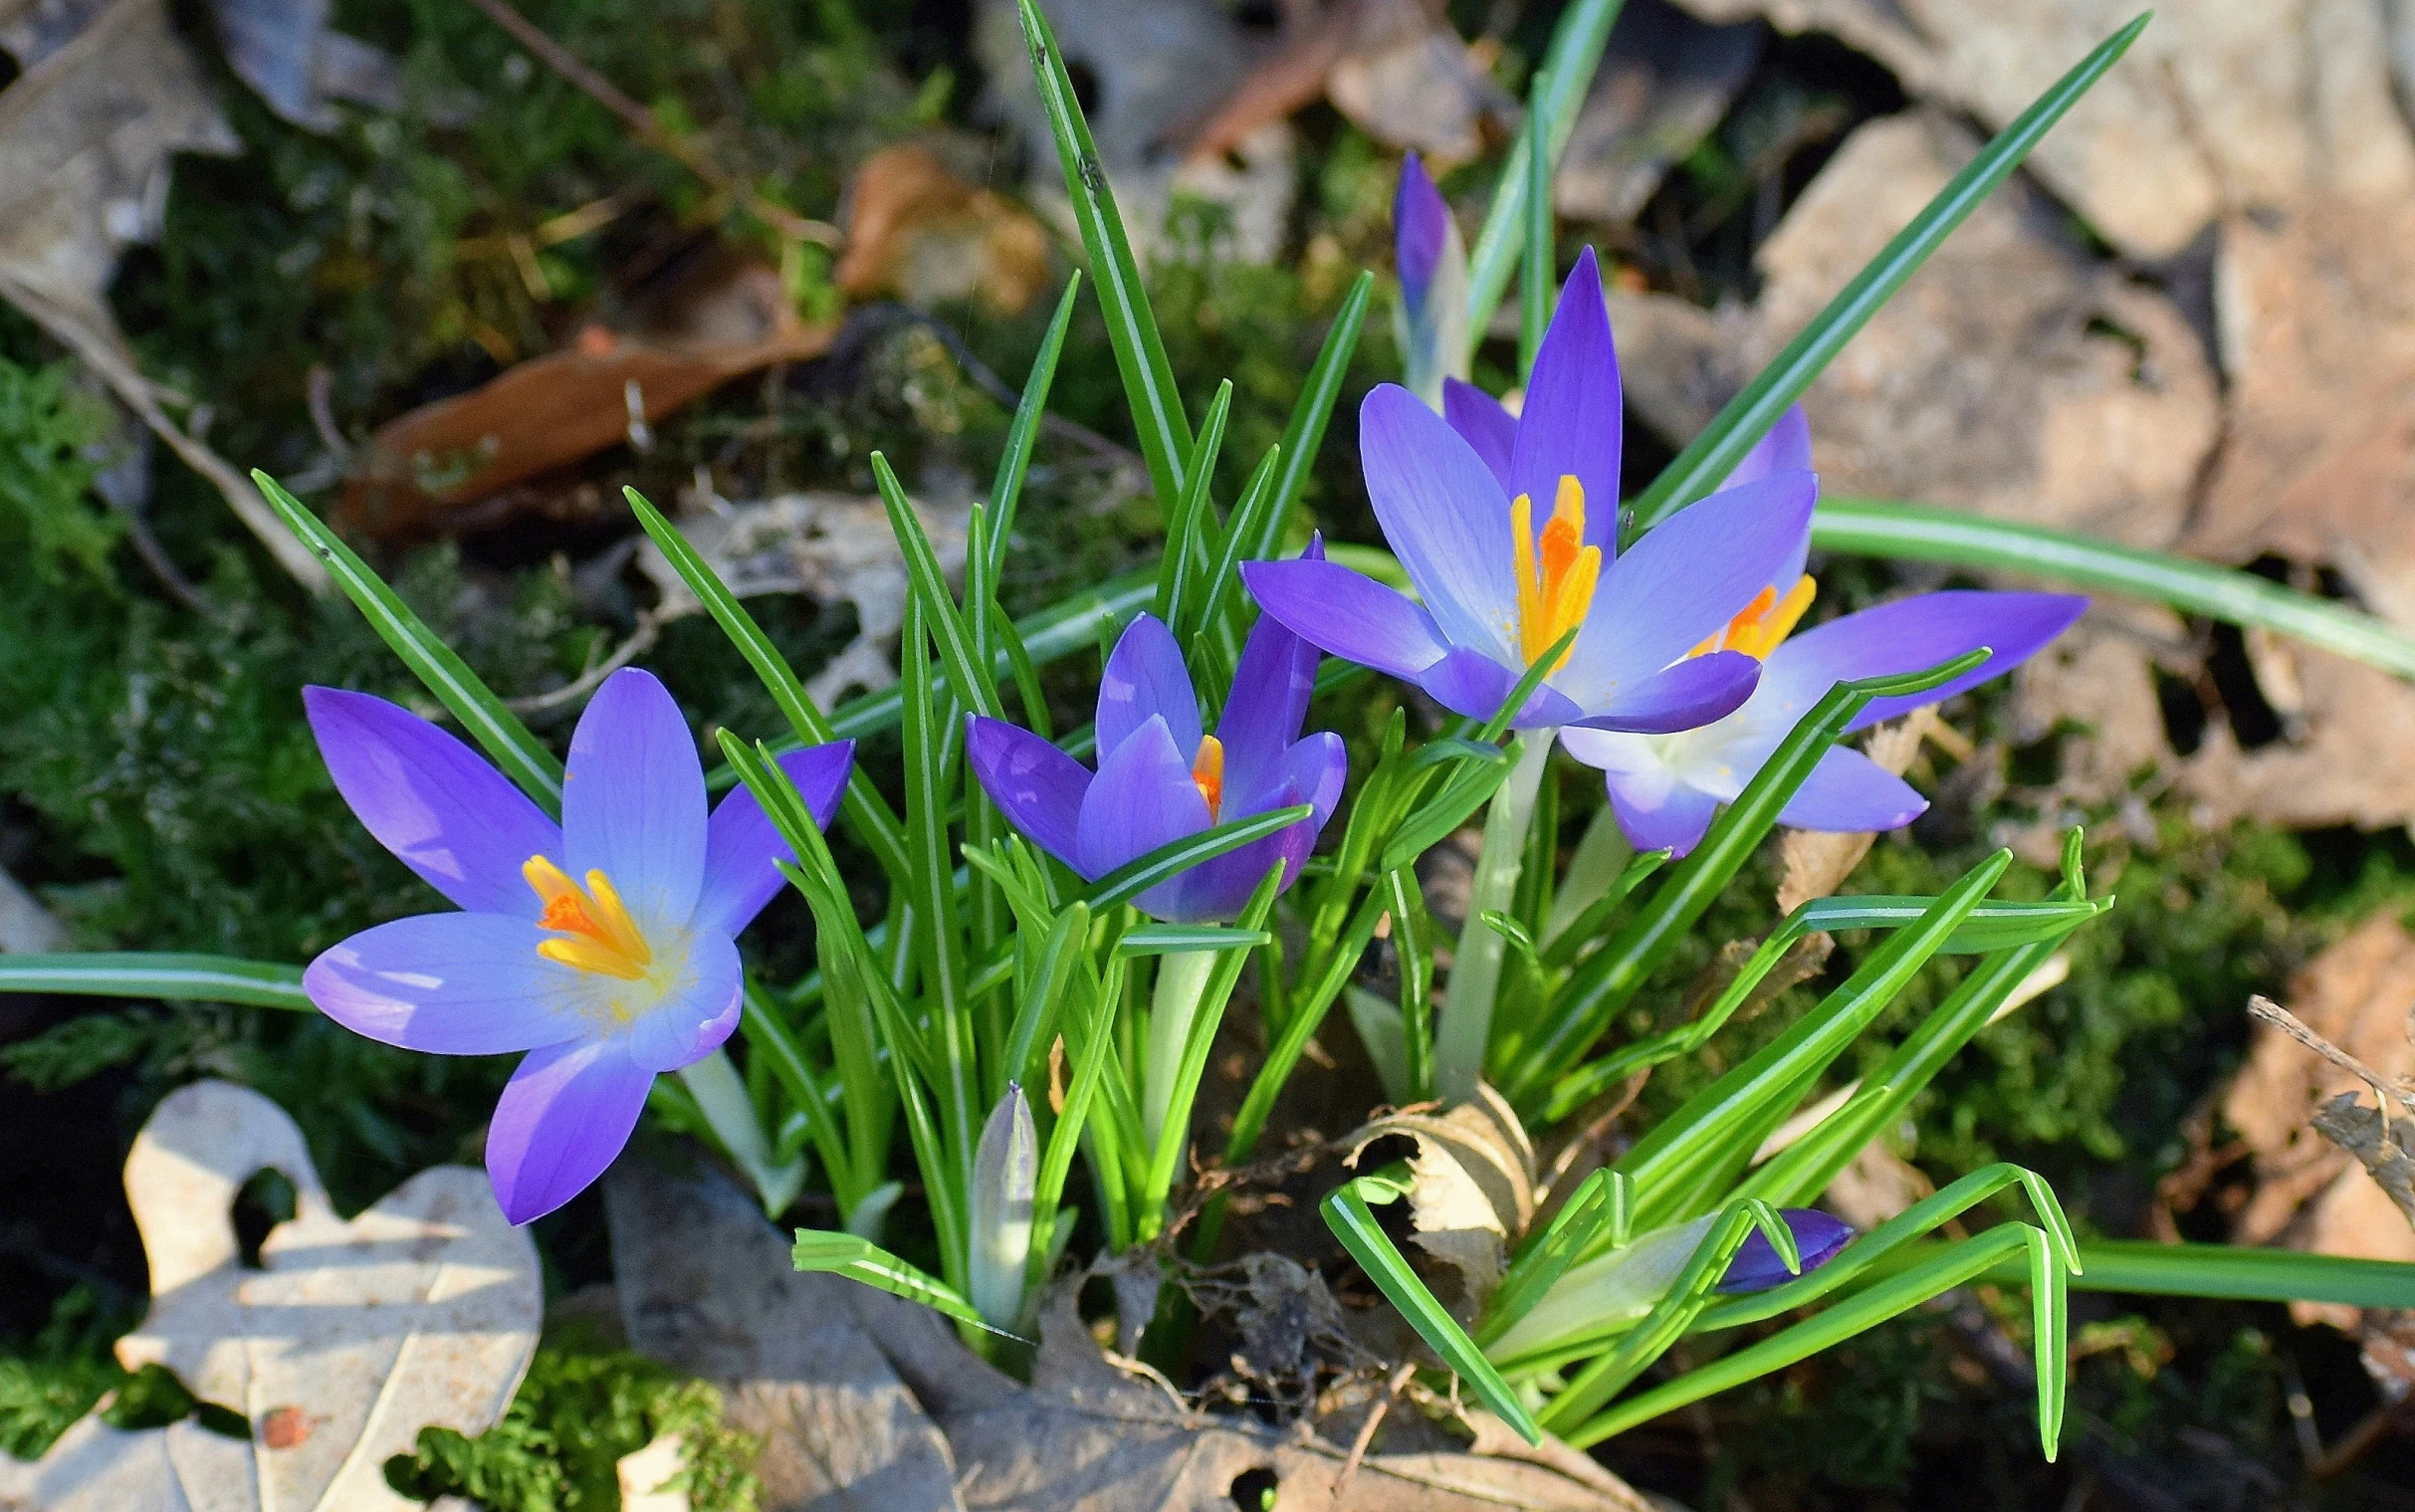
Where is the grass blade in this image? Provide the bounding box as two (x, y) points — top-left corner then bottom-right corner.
(874, 453), (1003, 722)
(1158, 379), (1232, 635)
(980, 273), (1082, 596)
(1079, 804), (1313, 912)
(1248, 271), (1375, 569)
(1628, 14), (2150, 528)
(256, 470), (562, 811)
(793, 1230), (1031, 1343)
(0, 953), (309, 1011)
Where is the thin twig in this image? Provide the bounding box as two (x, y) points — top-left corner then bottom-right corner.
(504, 608), (667, 716)
(458, 0), (838, 247)
(2247, 995), (2415, 1116)
(1334, 1362), (1418, 1495)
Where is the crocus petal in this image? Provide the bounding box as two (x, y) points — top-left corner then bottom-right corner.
(1803, 591), (2086, 733)
(1360, 384), (1519, 662)
(486, 1037), (654, 1223)
(1557, 471), (1817, 703)
(1242, 558), (1449, 680)
(1075, 715), (1209, 883)
(1415, 647), (1585, 729)
(1566, 650), (1759, 735)
(1217, 577), (1320, 801)
(967, 716), (1091, 870)
(1394, 150), (1449, 317)
(305, 912), (590, 1055)
(1508, 248), (1622, 553)
(1717, 1208), (1856, 1294)
(1162, 780), (1316, 922)
(1098, 613), (1204, 763)
(1721, 404), (1815, 592)
(563, 669), (708, 934)
(1605, 766), (1721, 856)
(1261, 732), (1349, 831)
(691, 743), (854, 937)
(621, 926), (744, 1073)
(304, 687), (562, 918)
(1442, 377), (1516, 491)
(1775, 747), (1928, 834)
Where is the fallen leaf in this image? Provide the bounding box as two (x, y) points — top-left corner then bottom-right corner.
(617, 1431), (695, 1512)
(610, 1159), (1659, 1511)
(2309, 1093), (2415, 1234)
(836, 143), (1051, 316)
(0, 1080), (541, 1511)
(341, 255), (834, 539)
(1553, 0), (1762, 224)
(2226, 916), (2415, 1332)
(199, 0), (412, 130)
(1347, 1086), (1537, 1306)
(1322, 0), (1517, 167)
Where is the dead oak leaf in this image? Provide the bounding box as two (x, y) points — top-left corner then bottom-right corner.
(836, 142), (1050, 317)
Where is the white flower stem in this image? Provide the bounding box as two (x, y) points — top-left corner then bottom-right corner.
(1434, 732), (1554, 1103)
(1142, 946), (1219, 1151)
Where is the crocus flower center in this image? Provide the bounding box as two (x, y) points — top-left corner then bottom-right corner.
(1690, 573), (1815, 661)
(1510, 476), (1601, 672)
(523, 856), (653, 980)
(1192, 735), (1225, 822)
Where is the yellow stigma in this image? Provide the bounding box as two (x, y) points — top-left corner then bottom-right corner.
(524, 856), (652, 980)
(1192, 735), (1225, 822)
(1510, 475), (1602, 672)
(1690, 573), (1816, 661)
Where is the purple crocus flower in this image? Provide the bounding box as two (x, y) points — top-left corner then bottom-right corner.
(1559, 411), (2086, 856)
(1246, 249), (1814, 736)
(1718, 1208), (1856, 1293)
(1395, 150), (1468, 407)
(301, 669), (851, 1223)
(967, 590), (1347, 924)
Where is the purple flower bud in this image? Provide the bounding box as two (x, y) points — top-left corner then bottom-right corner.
(1716, 1207), (1856, 1293)
(1395, 150), (1450, 318)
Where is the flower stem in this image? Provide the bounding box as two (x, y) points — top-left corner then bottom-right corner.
(1434, 732), (1554, 1102)
(1142, 946), (1219, 1151)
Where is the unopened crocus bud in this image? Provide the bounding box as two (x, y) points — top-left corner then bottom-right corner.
(1394, 150), (1469, 408)
(1716, 1207), (1855, 1294)
(968, 1083), (1039, 1329)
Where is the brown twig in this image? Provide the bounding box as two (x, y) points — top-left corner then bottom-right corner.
(459, 0), (838, 247)
(2247, 995), (2415, 1116)
(504, 607), (667, 717)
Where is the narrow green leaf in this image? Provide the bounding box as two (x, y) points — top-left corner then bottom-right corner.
(1517, 95), (1551, 381)
(1388, 866), (1436, 1102)
(1195, 442), (1284, 665)
(1323, 1182), (1543, 1444)
(1028, 959), (1116, 1293)
(0, 953), (309, 1011)
(1629, 14), (2149, 528)
(1118, 924), (1272, 956)
(1538, 1203), (1765, 1431)
(980, 273), (1082, 595)
(255, 470), (561, 811)
(1002, 902), (1089, 1086)
(1792, 895), (2110, 952)
(874, 453), (1002, 722)
(1478, 1168), (1624, 1347)
(1079, 804), (1313, 912)
(793, 1230), (1031, 1343)
(1536, 848), (1670, 971)
(1248, 271), (1374, 569)
(1996, 1240), (2415, 1309)
(1158, 379), (1232, 635)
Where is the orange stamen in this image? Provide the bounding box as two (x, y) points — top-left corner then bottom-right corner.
(1690, 574), (1817, 661)
(1192, 735), (1225, 822)
(524, 856), (652, 979)
(1510, 475), (1601, 671)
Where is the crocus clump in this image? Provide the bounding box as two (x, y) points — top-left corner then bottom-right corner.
(1246, 249), (1813, 735)
(302, 669), (851, 1222)
(1559, 408), (2086, 855)
(967, 586), (1346, 923)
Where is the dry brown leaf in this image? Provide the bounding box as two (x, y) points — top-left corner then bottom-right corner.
(610, 1160), (1657, 1512)
(1322, 0), (1516, 167)
(341, 256), (833, 538)
(2226, 915), (2415, 1332)
(1346, 1086), (1537, 1305)
(0, 1080), (541, 1511)
(1553, 0), (1761, 223)
(836, 143), (1050, 316)
(2309, 1093), (2415, 1233)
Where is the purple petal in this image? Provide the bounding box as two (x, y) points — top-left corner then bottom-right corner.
(1260, 732), (1349, 831)
(1810, 592), (2086, 733)
(1602, 766), (1721, 857)
(1242, 558), (1449, 679)
(1360, 384), (1519, 663)
(1442, 377), (1516, 492)
(1075, 715), (1208, 882)
(1775, 747), (1927, 833)
(1560, 471), (1817, 701)
(305, 912), (587, 1055)
(692, 743), (855, 937)
(1395, 150), (1450, 317)
(1567, 650), (1759, 735)
(304, 687), (562, 918)
(968, 717), (1091, 871)
(622, 927), (745, 1073)
(563, 669), (708, 935)
(487, 1037), (654, 1223)
(1414, 647), (1585, 729)
(1161, 781), (1316, 923)
(1098, 613), (1204, 763)
(1717, 1209), (1856, 1294)
(1508, 248), (1623, 553)
(1217, 586), (1319, 802)
(1721, 406), (1815, 592)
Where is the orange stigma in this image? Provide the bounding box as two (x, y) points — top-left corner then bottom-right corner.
(1691, 573), (1815, 661)
(1510, 475), (1601, 671)
(524, 856), (652, 979)
(1192, 735), (1225, 822)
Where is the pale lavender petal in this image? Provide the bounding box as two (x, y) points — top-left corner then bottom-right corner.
(1217, 572), (1320, 801)
(1603, 769), (1721, 857)
(1769, 591), (2086, 733)
(1360, 384), (1519, 662)
(1162, 780), (1315, 922)
(1718, 1208), (1855, 1293)
(487, 1037), (654, 1223)
(1567, 650), (1758, 735)
(1414, 647), (1585, 729)
(1075, 716), (1208, 882)
(304, 912), (587, 1054)
(1395, 150), (1450, 317)
(1775, 747), (1927, 833)
(304, 687), (561, 918)
(563, 669), (708, 935)
(1099, 613), (1204, 763)
(1508, 248), (1622, 552)
(1443, 377), (1516, 492)
(968, 717), (1091, 870)
(1559, 471), (1816, 700)
(691, 743), (855, 937)
(1261, 732), (1348, 830)
(1242, 558), (1449, 679)
(1722, 406), (1815, 592)
(622, 927), (744, 1073)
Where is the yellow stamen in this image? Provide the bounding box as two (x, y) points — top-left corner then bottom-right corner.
(1510, 475), (1602, 672)
(523, 855), (652, 979)
(1192, 735), (1225, 822)
(1690, 574), (1817, 661)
